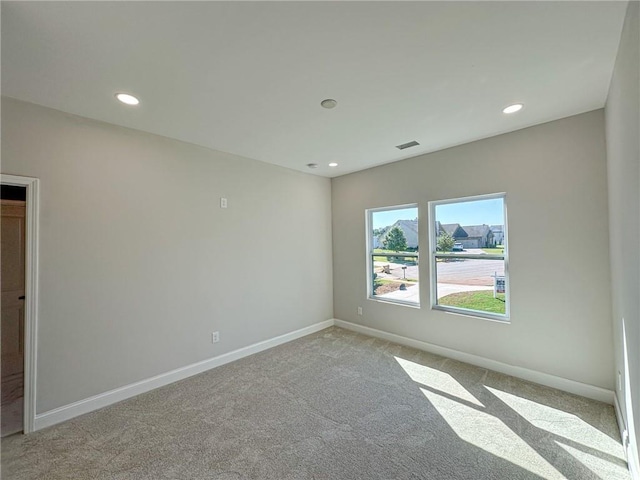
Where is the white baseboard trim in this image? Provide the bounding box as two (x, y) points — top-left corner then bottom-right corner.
(630, 449), (640, 480)
(334, 319), (614, 404)
(615, 393), (640, 480)
(614, 393), (627, 446)
(34, 319), (335, 431)
(34, 318), (616, 432)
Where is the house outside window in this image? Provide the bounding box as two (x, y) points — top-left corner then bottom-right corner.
(367, 204), (419, 307)
(429, 193), (509, 321)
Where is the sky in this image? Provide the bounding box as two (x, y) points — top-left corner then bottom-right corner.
(372, 198), (504, 230)
(372, 207), (417, 230)
(436, 198), (504, 226)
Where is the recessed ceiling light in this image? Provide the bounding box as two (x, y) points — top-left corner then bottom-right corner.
(320, 99), (337, 109)
(329, 163), (338, 167)
(307, 163), (318, 169)
(502, 103), (523, 114)
(115, 93), (140, 106)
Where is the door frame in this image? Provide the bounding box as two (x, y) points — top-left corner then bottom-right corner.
(1, 174), (39, 434)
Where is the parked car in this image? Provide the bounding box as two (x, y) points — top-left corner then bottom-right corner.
(453, 242), (464, 251)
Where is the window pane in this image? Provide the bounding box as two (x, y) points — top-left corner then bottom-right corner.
(434, 197), (505, 253)
(435, 257), (506, 315)
(372, 207), (419, 250)
(431, 193), (508, 319)
(370, 206), (419, 305)
(372, 253), (419, 303)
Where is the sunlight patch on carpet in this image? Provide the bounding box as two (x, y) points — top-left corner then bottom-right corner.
(422, 388), (564, 479)
(557, 441), (629, 479)
(395, 357), (483, 407)
(485, 386), (625, 461)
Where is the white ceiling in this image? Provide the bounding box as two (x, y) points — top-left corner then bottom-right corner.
(1, 2), (628, 177)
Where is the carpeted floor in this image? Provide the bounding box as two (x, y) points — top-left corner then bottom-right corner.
(1, 326), (630, 479)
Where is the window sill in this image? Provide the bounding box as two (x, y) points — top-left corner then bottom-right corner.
(368, 296), (421, 309)
(432, 304), (510, 323)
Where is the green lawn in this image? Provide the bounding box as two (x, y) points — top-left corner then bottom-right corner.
(439, 290), (506, 314)
(374, 278), (418, 286)
(373, 248), (418, 264)
(482, 245), (505, 254)
(374, 279), (397, 285)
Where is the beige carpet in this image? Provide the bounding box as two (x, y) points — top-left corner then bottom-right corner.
(1, 327), (630, 479)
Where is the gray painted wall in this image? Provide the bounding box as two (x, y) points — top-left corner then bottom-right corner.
(605, 0), (640, 464)
(332, 110), (613, 389)
(1, 97), (334, 413)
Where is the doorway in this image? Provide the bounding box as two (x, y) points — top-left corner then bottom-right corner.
(0, 175), (38, 435)
(1, 185), (26, 436)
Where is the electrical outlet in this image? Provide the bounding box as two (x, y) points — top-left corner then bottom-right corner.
(212, 331), (220, 343)
(357, 306), (363, 316)
(220, 197), (228, 208)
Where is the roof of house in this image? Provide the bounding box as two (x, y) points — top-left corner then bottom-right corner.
(380, 219), (419, 247)
(395, 219), (418, 235)
(461, 225), (492, 238)
(439, 223), (467, 238)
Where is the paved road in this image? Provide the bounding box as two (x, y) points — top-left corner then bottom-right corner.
(389, 264), (419, 280)
(435, 258), (504, 286)
(376, 258), (504, 286)
(375, 256), (503, 304)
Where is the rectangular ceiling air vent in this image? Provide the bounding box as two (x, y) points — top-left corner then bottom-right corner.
(396, 140), (420, 150)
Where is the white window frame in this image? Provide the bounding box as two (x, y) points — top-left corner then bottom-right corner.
(428, 193), (510, 322)
(366, 203), (420, 308)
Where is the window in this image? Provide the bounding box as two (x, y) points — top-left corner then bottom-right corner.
(367, 204), (419, 307)
(429, 194), (509, 321)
